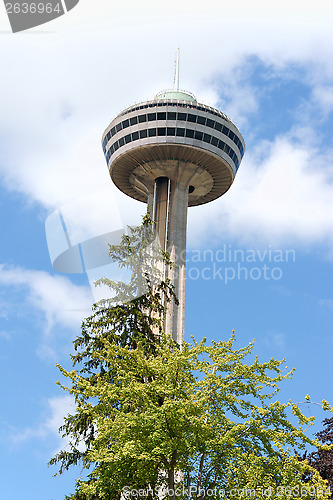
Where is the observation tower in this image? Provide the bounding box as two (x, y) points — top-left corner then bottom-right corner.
(102, 55), (245, 344)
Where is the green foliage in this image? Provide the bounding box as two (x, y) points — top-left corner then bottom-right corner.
(301, 417), (333, 498)
(51, 333), (332, 500)
(49, 213), (178, 497)
(94, 212), (175, 309)
(49, 214), (332, 500)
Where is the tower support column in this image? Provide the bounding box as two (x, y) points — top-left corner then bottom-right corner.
(153, 175), (188, 345)
(154, 177), (170, 252)
(165, 179), (188, 345)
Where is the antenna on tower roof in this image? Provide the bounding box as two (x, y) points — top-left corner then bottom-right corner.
(173, 48), (180, 91)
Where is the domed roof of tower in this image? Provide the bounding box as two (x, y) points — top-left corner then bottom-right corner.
(154, 89), (197, 103)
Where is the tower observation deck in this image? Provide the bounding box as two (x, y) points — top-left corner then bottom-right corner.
(102, 88), (245, 344)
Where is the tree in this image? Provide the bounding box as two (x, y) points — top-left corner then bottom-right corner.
(302, 417), (333, 497)
(49, 213), (177, 498)
(49, 215), (333, 500)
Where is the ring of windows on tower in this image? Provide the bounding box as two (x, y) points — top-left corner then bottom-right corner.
(102, 109), (244, 159)
(118, 100), (231, 122)
(104, 124), (241, 171)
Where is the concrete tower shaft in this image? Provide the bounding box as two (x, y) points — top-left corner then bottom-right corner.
(102, 92), (245, 343)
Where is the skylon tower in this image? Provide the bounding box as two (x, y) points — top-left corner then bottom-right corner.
(102, 55), (245, 344)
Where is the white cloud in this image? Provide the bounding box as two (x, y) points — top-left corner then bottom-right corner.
(188, 134), (333, 250)
(0, 265), (92, 357)
(318, 298), (333, 312)
(12, 395), (75, 448)
(312, 86), (333, 118)
(0, 330), (11, 340)
(263, 332), (287, 351)
(0, 0), (333, 249)
(10, 393), (91, 462)
(0, 265), (92, 330)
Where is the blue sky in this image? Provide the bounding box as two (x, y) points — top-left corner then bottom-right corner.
(1, 1), (333, 499)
